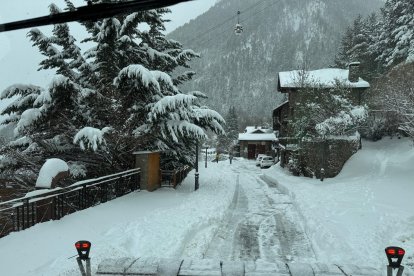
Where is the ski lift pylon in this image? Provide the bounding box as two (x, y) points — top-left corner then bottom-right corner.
(234, 11), (243, 35)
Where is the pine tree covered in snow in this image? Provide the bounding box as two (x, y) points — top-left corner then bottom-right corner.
(0, 1), (224, 190)
(335, 0), (414, 140)
(334, 14), (382, 80)
(216, 106), (239, 153)
(290, 79), (368, 139)
(374, 0), (414, 67)
(336, 0), (414, 73)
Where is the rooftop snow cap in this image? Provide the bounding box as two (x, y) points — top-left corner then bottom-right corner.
(348, 62), (360, 82)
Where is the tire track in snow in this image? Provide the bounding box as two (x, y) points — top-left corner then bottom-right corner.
(186, 160), (316, 263)
(259, 174), (316, 262)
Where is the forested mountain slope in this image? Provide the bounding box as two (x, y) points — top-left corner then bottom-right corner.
(170, 0), (382, 119)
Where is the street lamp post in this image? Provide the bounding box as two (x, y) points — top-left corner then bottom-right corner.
(205, 147), (208, 168)
(195, 143), (199, 191)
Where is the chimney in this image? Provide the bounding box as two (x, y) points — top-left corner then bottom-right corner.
(348, 62), (360, 82)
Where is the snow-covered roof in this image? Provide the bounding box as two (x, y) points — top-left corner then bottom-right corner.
(244, 126), (273, 134)
(238, 133), (277, 141)
(278, 68), (370, 89)
(273, 100), (289, 111)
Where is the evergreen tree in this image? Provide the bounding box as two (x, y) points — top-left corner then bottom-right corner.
(226, 106), (239, 148)
(372, 0), (414, 67)
(216, 106), (239, 153)
(335, 14), (382, 80)
(0, 1), (224, 190)
(334, 27), (354, 68)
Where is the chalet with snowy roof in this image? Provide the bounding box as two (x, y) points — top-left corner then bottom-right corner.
(238, 126), (277, 159)
(273, 62), (370, 178)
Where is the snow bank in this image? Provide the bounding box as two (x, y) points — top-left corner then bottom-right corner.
(264, 137), (414, 271)
(0, 162), (237, 276)
(36, 158), (69, 189)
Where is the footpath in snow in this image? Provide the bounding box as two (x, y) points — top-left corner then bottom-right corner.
(264, 137), (414, 272)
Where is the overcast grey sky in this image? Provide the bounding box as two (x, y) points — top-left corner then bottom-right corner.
(0, 0), (216, 92)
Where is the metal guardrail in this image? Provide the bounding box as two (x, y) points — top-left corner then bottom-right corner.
(0, 168), (140, 237)
(160, 166), (191, 188)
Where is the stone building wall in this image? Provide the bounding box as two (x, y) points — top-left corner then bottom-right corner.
(299, 138), (360, 178)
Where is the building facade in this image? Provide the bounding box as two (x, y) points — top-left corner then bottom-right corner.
(238, 126), (277, 159)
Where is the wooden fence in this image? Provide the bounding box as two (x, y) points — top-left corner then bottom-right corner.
(0, 169), (140, 238)
(160, 166), (191, 188)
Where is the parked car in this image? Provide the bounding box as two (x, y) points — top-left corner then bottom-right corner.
(260, 156), (274, 168)
(255, 154), (267, 166)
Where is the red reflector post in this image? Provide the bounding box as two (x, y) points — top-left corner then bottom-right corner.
(75, 240), (91, 260)
(385, 246), (405, 269)
(387, 249), (396, 255)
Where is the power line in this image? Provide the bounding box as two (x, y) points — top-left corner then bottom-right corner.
(189, 0), (280, 49)
(182, 0), (271, 46)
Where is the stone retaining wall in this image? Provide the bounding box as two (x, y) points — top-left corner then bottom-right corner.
(298, 137), (360, 179)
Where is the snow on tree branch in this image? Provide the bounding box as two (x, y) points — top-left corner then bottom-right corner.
(149, 94), (197, 119)
(15, 108), (42, 135)
(0, 84), (43, 100)
(73, 127), (112, 151)
(165, 120), (206, 142)
(114, 64), (160, 91)
(33, 90), (52, 107)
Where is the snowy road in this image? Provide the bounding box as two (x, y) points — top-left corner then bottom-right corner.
(2, 140), (413, 275)
(184, 160), (315, 264)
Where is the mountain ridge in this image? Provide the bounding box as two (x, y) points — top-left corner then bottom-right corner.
(170, 0), (382, 120)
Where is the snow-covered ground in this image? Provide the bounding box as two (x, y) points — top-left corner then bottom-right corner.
(264, 137), (414, 272)
(0, 163), (237, 276)
(0, 137), (413, 275)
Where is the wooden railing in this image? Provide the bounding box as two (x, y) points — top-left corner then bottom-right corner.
(159, 166), (191, 188)
(0, 169), (140, 238)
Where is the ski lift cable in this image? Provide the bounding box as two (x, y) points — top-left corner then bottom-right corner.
(240, 0), (280, 24)
(190, 0), (279, 48)
(182, 0), (270, 45)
